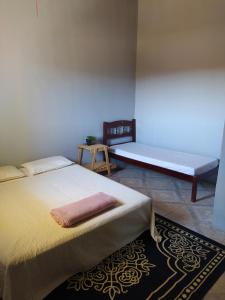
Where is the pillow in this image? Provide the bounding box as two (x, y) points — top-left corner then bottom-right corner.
(21, 156), (73, 176)
(0, 166), (25, 182)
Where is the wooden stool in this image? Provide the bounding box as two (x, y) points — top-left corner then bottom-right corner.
(77, 144), (111, 176)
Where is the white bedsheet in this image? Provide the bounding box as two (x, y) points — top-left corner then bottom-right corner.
(0, 164), (156, 300)
(110, 142), (219, 176)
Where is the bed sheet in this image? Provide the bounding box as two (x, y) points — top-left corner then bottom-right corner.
(0, 164), (155, 300)
(110, 142), (218, 176)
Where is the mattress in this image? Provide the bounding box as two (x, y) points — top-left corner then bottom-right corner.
(110, 142), (219, 176)
(0, 164), (156, 300)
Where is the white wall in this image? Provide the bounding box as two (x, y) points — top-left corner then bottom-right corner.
(0, 0), (137, 165)
(214, 124), (225, 230)
(136, 0), (225, 158)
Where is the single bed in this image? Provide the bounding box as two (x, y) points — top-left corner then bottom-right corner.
(0, 163), (156, 300)
(103, 119), (219, 202)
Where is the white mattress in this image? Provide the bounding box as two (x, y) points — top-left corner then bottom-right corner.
(0, 164), (156, 300)
(110, 142), (219, 176)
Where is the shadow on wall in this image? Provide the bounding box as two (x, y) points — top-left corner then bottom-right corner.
(21, 0), (137, 77)
(137, 0), (225, 76)
(137, 28), (225, 76)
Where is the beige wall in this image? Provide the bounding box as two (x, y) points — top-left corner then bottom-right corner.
(0, 0), (137, 165)
(136, 0), (225, 157)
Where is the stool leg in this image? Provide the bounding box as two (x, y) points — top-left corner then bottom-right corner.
(77, 148), (83, 165)
(104, 148), (111, 176)
(91, 149), (97, 171)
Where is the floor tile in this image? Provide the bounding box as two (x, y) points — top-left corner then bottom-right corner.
(118, 177), (145, 188)
(197, 222), (225, 245)
(191, 206), (214, 224)
(151, 189), (182, 203)
(146, 177), (176, 190)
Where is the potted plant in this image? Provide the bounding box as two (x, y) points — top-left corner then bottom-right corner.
(86, 135), (96, 145)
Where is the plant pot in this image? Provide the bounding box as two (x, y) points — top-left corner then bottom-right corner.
(86, 137), (96, 145)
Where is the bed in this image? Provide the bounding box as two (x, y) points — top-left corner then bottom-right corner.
(103, 119), (219, 202)
(0, 163), (157, 300)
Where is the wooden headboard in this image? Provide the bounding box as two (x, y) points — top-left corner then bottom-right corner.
(103, 119), (136, 146)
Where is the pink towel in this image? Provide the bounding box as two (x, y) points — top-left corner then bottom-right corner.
(50, 192), (117, 227)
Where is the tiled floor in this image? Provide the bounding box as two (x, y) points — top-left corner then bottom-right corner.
(110, 164), (225, 300)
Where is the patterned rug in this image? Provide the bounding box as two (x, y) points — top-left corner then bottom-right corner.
(45, 215), (225, 300)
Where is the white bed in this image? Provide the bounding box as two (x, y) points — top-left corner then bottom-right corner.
(110, 142), (219, 176)
(103, 119), (219, 202)
(0, 164), (156, 300)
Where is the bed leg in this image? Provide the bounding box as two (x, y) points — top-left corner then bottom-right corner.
(191, 176), (198, 202)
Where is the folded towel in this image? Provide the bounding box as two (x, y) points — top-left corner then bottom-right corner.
(50, 192), (117, 227)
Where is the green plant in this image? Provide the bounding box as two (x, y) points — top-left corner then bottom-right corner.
(86, 135), (96, 145)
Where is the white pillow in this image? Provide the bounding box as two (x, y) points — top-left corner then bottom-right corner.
(0, 166), (25, 182)
(21, 156), (73, 176)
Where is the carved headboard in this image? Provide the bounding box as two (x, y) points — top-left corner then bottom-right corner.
(103, 119), (136, 146)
